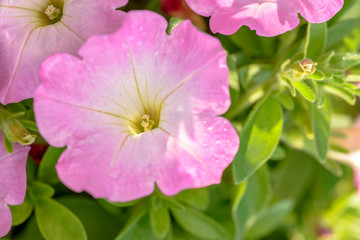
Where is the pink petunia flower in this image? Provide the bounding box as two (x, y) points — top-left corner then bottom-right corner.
(184, 0), (343, 37)
(0, 133), (29, 237)
(34, 11), (239, 202)
(0, 0), (128, 105)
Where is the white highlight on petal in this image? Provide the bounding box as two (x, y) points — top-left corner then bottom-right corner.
(45, 5), (61, 21)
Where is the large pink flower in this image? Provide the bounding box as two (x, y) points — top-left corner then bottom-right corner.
(34, 11), (239, 202)
(0, 0), (128, 105)
(185, 0), (343, 37)
(0, 133), (29, 237)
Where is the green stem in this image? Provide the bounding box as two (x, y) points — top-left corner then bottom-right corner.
(224, 78), (278, 120)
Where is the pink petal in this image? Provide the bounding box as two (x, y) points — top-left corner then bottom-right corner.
(0, 0), (127, 104)
(0, 203), (11, 238)
(186, 0), (343, 36)
(0, 133), (29, 237)
(185, 0), (218, 16)
(35, 11), (239, 201)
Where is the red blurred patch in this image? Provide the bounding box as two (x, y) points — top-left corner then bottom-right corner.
(29, 144), (48, 164)
(159, 0), (206, 31)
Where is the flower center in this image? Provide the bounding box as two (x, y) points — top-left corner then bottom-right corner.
(45, 5), (61, 21)
(141, 114), (155, 132)
(128, 112), (160, 136)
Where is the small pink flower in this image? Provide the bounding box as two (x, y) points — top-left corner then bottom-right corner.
(34, 11), (239, 202)
(0, 0), (128, 105)
(185, 0), (343, 37)
(0, 133), (29, 237)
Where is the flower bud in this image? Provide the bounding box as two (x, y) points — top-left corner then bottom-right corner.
(2, 119), (36, 146)
(290, 59), (317, 80)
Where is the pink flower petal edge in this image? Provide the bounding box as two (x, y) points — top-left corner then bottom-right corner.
(0, 133), (29, 237)
(34, 10), (239, 202)
(185, 0), (344, 36)
(0, 0), (128, 104)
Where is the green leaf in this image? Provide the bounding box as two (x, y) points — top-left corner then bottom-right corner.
(270, 146), (286, 160)
(245, 200), (294, 239)
(307, 70), (325, 80)
(273, 148), (317, 201)
(327, 18), (360, 49)
(167, 17), (183, 35)
(38, 147), (65, 185)
(12, 216), (45, 240)
(3, 133), (13, 154)
(57, 196), (123, 240)
(292, 81), (316, 102)
(234, 95), (283, 183)
(34, 198), (87, 240)
(330, 53), (360, 70)
(106, 198), (141, 207)
(115, 211), (168, 240)
(175, 188), (209, 210)
(311, 96), (331, 162)
(170, 207), (230, 240)
(150, 197), (171, 239)
(19, 120), (38, 132)
(10, 192), (34, 226)
(232, 166), (272, 240)
(277, 92), (295, 110)
(323, 82), (356, 105)
(304, 23), (327, 59)
(29, 181), (55, 199)
(345, 74), (360, 82)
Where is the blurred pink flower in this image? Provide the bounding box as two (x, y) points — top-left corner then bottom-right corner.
(34, 11), (239, 202)
(330, 118), (360, 196)
(0, 133), (29, 237)
(185, 0), (343, 37)
(0, 0), (128, 104)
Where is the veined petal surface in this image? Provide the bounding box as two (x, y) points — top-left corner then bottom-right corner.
(34, 11), (239, 202)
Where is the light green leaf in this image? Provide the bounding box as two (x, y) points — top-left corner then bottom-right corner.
(57, 196), (123, 240)
(105, 198), (141, 207)
(330, 53), (360, 70)
(234, 95), (283, 183)
(245, 200), (294, 239)
(34, 198), (87, 240)
(175, 188), (209, 210)
(10, 192), (34, 226)
(170, 207), (230, 240)
(304, 23), (327, 59)
(150, 197), (171, 239)
(307, 70), (325, 80)
(232, 166), (272, 240)
(323, 82), (356, 105)
(311, 96), (331, 162)
(273, 148), (317, 201)
(277, 93), (295, 110)
(29, 181), (55, 200)
(3, 133), (13, 154)
(167, 17), (183, 35)
(116, 211), (168, 240)
(292, 81), (316, 102)
(38, 147), (65, 185)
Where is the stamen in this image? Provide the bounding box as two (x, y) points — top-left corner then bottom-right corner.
(45, 5), (61, 21)
(141, 114), (155, 132)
